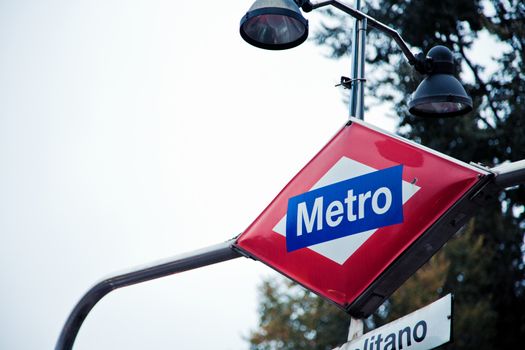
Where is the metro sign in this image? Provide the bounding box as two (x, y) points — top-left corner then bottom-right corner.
(234, 118), (492, 317)
(285, 164), (404, 253)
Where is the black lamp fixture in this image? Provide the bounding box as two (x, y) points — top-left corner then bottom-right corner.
(408, 46), (473, 117)
(239, 0), (473, 118)
(240, 0), (309, 50)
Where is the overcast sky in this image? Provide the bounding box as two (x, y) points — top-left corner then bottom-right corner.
(0, 1), (499, 349)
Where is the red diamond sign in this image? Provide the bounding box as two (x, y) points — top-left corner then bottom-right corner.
(234, 118), (491, 317)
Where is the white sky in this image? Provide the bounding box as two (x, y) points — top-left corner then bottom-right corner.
(0, 1), (498, 349)
(0, 1), (360, 349)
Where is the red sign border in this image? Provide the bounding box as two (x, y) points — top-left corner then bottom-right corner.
(234, 118), (493, 316)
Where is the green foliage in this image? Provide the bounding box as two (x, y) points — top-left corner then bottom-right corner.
(248, 278), (350, 350)
(386, 222), (499, 348)
(249, 1), (525, 349)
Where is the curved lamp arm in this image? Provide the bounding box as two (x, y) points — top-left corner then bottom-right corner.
(55, 239), (242, 350)
(301, 0), (426, 72)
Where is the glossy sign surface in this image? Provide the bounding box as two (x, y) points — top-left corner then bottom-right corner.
(235, 119), (486, 307)
(285, 164), (404, 252)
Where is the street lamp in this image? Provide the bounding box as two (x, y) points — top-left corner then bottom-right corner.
(239, 0), (473, 119)
(240, 0), (308, 50)
(408, 45), (473, 117)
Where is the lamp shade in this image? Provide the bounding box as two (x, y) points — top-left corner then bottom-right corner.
(409, 46), (473, 117)
(240, 0), (309, 50)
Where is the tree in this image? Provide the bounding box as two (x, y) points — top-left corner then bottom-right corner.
(248, 278), (349, 350)
(249, 1), (525, 349)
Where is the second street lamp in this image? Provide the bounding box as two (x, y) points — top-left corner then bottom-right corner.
(408, 45), (473, 117)
(239, 0), (473, 119)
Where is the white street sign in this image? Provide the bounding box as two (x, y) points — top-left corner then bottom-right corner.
(334, 294), (452, 350)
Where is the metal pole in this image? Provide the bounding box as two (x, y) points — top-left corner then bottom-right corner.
(348, 0), (361, 118)
(55, 239), (242, 350)
(347, 316), (364, 340)
(348, 0), (366, 339)
(355, 17), (367, 120)
(340, 3), (366, 341)
(491, 159), (525, 188)
(347, 0), (367, 120)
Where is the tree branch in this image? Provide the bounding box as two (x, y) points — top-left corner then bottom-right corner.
(454, 25), (502, 130)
